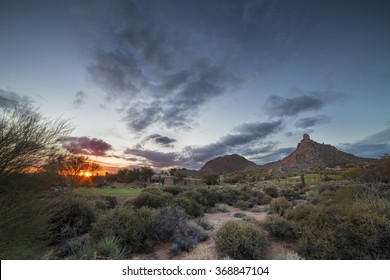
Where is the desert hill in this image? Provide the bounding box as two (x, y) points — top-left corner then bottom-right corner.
(267, 134), (375, 172)
(199, 154), (257, 174)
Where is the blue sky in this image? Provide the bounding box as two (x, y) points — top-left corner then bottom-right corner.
(1, 0), (389, 171)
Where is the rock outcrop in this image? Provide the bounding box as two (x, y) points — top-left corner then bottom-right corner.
(268, 134), (375, 172)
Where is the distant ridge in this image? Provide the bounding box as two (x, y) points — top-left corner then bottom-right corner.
(199, 154), (257, 174)
(267, 134), (376, 172)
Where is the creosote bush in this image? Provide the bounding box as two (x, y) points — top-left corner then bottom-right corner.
(50, 195), (97, 242)
(133, 191), (172, 209)
(269, 197), (291, 216)
(263, 215), (294, 239)
(91, 206), (156, 254)
(216, 221), (268, 259)
(172, 196), (204, 217)
(264, 186), (278, 198)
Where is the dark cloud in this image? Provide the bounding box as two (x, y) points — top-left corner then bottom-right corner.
(263, 90), (346, 117)
(221, 121), (282, 147)
(75, 0), (243, 132)
(0, 89), (32, 108)
(124, 148), (179, 168)
(252, 147), (295, 164)
(72, 90), (88, 108)
(338, 128), (390, 158)
(144, 134), (177, 148)
(123, 120), (283, 169)
(295, 115), (331, 129)
(182, 120), (283, 168)
(60, 136), (112, 156)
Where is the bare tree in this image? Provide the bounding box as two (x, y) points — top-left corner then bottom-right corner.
(0, 105), (72, 178)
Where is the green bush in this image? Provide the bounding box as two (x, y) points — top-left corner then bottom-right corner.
(269, 197), (291, 216)
(259, 194), (272, 205)
(264, 186), (278, 198)
(234, 200), (251, 210)
(288, 200), (390, 259)
(202, 173), (219, 185)
(172, 196), (204, 217)
(263, 215), (294, 239)
(0, 177), (56, 259)
(162, 186), (183, 196)
(216, 221), (268, 259)
(218, 187), (242, 205)
(91, 206), (156, 253)
(133, 191), (172, 209)
(50, 195), (97, 242)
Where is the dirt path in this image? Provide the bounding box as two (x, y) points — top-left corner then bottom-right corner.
(133, 206), (296, 260)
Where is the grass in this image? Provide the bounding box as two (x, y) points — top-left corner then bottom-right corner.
(74, 188), (141, 197)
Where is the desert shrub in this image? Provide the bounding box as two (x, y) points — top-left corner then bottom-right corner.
(234, 200), (251, 210)
(0, 176), (56, 259)
(223, 173), (246, 184)
(259, 194), (272, 205)
(170, 225), (209, 255)
(93, 195), (118, 211)
(162, 186), (183, 196)
(216, 221), (268, 259)
(233, 212), (247, 219)
(264, 186), (278, 198)
(207, 203), (230, 213)
(133, 191), (172, 209)
(289, 200), (390, 259)
(196, 186), (219, 207)
(343, 157), (390, 183)
(196, 218), (214, 230)
(269, 197), (291, 216)
(179, 190), (208, 207)
(50, 195), (97, 242)
(263, 215), (294, 239)
(279, 187), (301, 201)
(218, 187), (242, 205)
(90, 206), (156, 253)
(96, 236), (128, 260)
(70, 244), (96, 260)
(151, 206), (188, 243)
(276, 250), (304, 260)
(202, 173), (219, 185)
(172, 196), (204, 217)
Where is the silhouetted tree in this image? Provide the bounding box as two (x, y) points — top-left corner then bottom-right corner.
(0, 105), (71, 178)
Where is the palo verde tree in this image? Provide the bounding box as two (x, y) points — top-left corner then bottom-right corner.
(58, 155), (101, 189)
(0, 105), (72, 179)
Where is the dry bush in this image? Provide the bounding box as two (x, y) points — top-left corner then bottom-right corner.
(216, 221), (268, 259)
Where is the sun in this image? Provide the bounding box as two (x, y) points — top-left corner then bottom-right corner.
(84, 171), (92, 177)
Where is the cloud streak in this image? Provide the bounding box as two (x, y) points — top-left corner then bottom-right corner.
(295, 115), (331, 129)
(263, 90), (346, 117)
(123, 120), (283, 169)
(0, 89), (32, 108)
(60, 136), (113, 156)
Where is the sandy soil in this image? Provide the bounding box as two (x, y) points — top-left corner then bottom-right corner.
(132, 206), (296, 260)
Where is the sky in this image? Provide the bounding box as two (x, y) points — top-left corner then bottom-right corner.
(1, 0), (389, 172)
